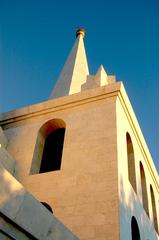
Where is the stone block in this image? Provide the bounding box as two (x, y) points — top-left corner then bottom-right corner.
(0, 164), (26, 220)
(14, 193), (53, 239)
(0, 147), (15, 174)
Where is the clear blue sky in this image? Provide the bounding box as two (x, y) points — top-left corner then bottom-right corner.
(0, 0), (159, 171)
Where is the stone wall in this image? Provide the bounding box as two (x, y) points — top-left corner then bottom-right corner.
(0, 84), (120, 240)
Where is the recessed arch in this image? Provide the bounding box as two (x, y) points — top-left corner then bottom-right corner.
(150, 185), (158, 233)
(30, 119), (66, 174)
(131, 216), (140, 240)
(126, 132), (137, 192)
(140, 161), (149, 217)
(41, 202), (53, 213)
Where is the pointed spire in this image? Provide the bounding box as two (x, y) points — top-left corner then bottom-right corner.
(49, 28), (89, 99)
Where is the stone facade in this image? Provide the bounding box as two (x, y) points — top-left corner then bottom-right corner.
(0, 81), (158, 239)
(0, 29), (159, 239)
(0, 84), (119, 240)
(0, 128), (78, 240)
(116, 84), (159, 239)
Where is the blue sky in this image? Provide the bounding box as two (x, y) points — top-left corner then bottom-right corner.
(0, 0), (159, 171)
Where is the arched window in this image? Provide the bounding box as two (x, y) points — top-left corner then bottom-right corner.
(131, 216), (140, 240)
(30, 119), (66, 174)
(126, 133), (137, 192)
(140, 162), (149, 217)
(41, 202), (53, 213)
(150, 185), (158, 233)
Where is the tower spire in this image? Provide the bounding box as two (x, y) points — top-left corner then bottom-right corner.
(49, 28), (89, 99)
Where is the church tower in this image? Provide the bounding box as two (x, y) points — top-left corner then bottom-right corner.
(0, 29), (159, 240)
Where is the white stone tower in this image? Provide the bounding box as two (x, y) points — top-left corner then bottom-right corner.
(0, 29), (159, 240)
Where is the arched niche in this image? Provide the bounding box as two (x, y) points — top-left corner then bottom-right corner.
(126, 132), (137, 192)
(140, 161), (149, 217)
(150, 185), (158, 233)
(30, 119), (66, 174)
(41, 202), (53, 213)
(131, 216), (140, 240)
